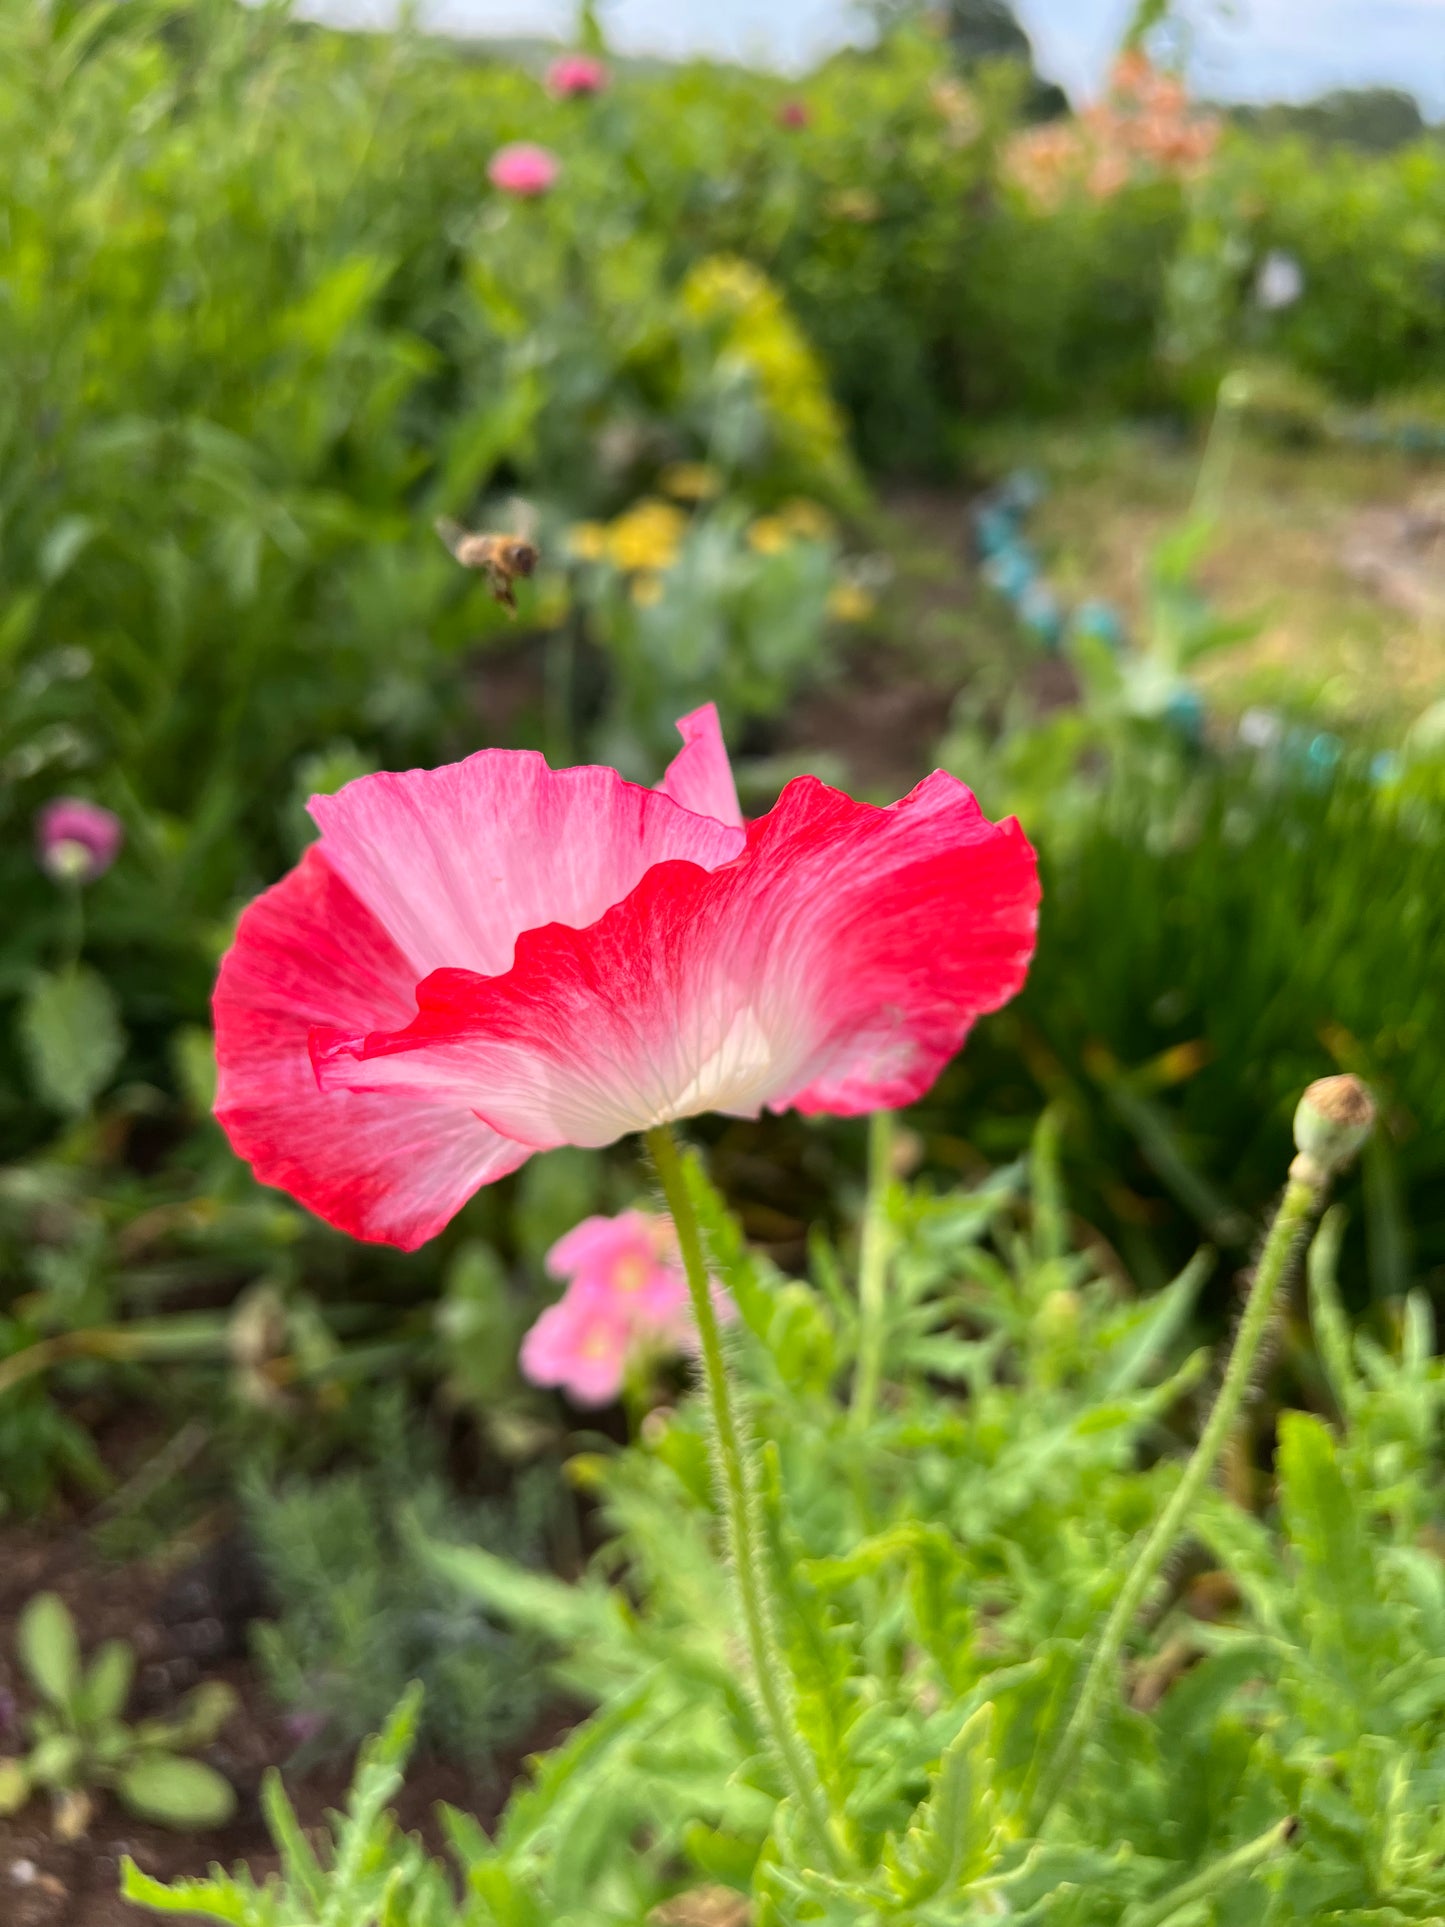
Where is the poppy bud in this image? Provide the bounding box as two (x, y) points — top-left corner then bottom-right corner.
(1291, 1075), (1376, 1187)
(36, 798), (123, 884)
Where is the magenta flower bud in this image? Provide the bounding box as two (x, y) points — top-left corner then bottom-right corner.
(487, 142), (561, 198)
(546, 53), (609, 98)
(36, 797), (123, 884)
(777, 99), (811, 130)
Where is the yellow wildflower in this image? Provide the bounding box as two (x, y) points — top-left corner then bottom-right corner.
(631, 572), (665, 608)
(777, 498), (835, 543)
(567, 521), (609, 562)
(746, 516), (791, 556)
(660, 461), (723, 503)
(606, 498), (687, 573)
(827, 581), (876, 623)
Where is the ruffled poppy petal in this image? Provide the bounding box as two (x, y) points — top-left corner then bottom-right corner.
(311, 772), (1038, 1149)
(309, 751), (745, 979)
(213, 846), (530, 1249)
(655, 704), (744, 829)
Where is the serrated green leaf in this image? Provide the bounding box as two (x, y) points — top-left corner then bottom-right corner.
(118, 1858), (260, 1923)
(19, 967), (126, 1117)
(1277, 1410), (1388, 1716)
(261, 1765), (327, 1905)
(1098, 1247), (1213, 1396)
(886, 1703), (1000, 1905)
(17, 1593), (81, 1709)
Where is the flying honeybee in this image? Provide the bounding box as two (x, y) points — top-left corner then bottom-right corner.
(435, 516), (539, 616)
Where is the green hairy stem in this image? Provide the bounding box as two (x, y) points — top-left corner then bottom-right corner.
(849, 1109), (896, 1433)
(1031, 1172), (1321, 1827)
(646, 1123), (842, 1870)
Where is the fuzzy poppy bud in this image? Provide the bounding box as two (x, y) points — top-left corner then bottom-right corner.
(1291, 1075), (1376, 1187)
(36, 798), (123, 884)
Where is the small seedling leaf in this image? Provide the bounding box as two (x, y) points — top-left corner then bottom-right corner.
(117, 1753), (238, 1830)
(17, 1594), (81, 1709)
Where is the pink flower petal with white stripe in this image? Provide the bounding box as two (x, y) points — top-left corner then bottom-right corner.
(213, 735), (748, 1248)
(311, 770), (1039, 1153)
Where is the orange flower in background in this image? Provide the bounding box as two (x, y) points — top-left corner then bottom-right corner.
(1005, 52), (1220, 210)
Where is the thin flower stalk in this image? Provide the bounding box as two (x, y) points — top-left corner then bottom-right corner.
(1031, 1077), (1374, 1829)
(646, 1123), (843, 1872)
(850, 1108), (896, 1432)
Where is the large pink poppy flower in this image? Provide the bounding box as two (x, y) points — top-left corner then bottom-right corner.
(213, 706), (1038, 1250)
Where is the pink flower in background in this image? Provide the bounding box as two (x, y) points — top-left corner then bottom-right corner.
(212, 703), (1038, 1250)
(520, 1208), (733, 1406)
(777, 99), (810, 130)
(488, 142), (560, 198)
(549, 1211), (690, 1333)
(520, 1276), (637, 1406)
(547, 53), (609, 98)
(36, 798), (123, 884)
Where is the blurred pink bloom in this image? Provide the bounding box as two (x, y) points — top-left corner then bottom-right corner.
(520, 1208), (734, 1406)
(36, 798), (123, 883)
(777, 99), (810, 130)
(547, 53), (609, 98)
(520, 1278), (636, 1406)
(488, 142), (560, 198)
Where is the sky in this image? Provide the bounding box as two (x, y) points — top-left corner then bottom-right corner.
(1016, 0), (1445, 118)
(301, 0), (1445, 118)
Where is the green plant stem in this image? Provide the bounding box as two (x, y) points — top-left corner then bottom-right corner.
(849, 1109), (895, 1433)
(645, 1123), (842, 1871)
(60, 877), (85, 974)
(1124, 1817), (1298, 1927)
(1031, 1173), (1321, 1829)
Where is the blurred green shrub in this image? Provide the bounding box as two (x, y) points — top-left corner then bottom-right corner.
(933, 747), (1445, 1300)
(1165, 130), (1445, 403)
(243, 1396), (556, 1768)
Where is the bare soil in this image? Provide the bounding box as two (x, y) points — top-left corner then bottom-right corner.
(0, 1522), (547, 1926)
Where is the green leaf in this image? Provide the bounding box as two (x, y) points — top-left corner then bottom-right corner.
(19, 968), (126, 1117)
(1097, 1247), (1213, 1396)
(885, 1702), (1000, 1905)
(118, 1859), (259, 1923)
(17, 1593), (81, 1709)
(1277, 1410), (1387, 1714)
(421, 1537), (623, 1646)
(260, 1766), (327, 1905)
(163, 1680), (238, 1750)
(83, 1639), (135, 1724)
(27, 1732), (83, 1786)
(117, 1753), (237, 1829)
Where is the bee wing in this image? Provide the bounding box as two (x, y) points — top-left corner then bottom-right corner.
(503, 497), (540, 545)
(434, 515), (471, 561)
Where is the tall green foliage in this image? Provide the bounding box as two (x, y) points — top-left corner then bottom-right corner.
(125, 1129), (1445, 1922)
